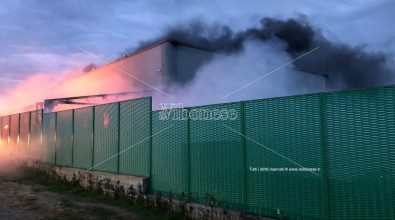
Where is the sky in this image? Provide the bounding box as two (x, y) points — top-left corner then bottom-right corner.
(0, 0), (394, 93)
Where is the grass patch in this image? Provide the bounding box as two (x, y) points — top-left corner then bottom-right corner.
(14, 167), (189, 220)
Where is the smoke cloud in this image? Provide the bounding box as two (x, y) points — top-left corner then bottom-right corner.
(153, 40), (325, 109)
(0, 136), (43, 174)
(1, 16), (394, 114)
(137, 17), (395, 90)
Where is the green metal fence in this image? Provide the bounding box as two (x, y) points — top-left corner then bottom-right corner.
(119, 98), (151, 176)
(29, 109), (42, 159)
(19, 112), (30, 158)
(55, 110), (73, 166)
(9, 114), (19, 158)
(10, 114), (19, 147)
(151, 109), (189, 196)
(93, 103), (119, 173)
(4, 87), (395, 220)
(42, 112), (56, 163)
(189, 103), (246, 210)
(0, 116), (9, 147)
(325, 87), (395, 220)
(245, 95), (326, 219)
(73, 107), (94, 169)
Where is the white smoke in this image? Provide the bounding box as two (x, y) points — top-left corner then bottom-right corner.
(154, 40), (325, 109)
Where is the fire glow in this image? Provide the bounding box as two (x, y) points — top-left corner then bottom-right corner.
(0, 64), (134, 115)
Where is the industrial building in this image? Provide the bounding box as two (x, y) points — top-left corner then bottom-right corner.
(45, 40), (214, 112)
(44, 39), (326, 112)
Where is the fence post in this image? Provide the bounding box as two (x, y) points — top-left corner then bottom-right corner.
(28, 112), (31, 153)
(149, 97), (153, 193)
(17, 114), (21, 161)
(71, 110), (75, 167)
(40, 110), (43, 162)
(117, 102), (121, 174)
(54, 112), (58, 165)
(8, 116), (10, 146)
(92, 106), (95, 169)
(187, 107), (191, 200)
(319, 94), (331, 220)
(240, 101), (248, 212)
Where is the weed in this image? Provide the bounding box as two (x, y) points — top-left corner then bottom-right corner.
(17, 166), (190, 220)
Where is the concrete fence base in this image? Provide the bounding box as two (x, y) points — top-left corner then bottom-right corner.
(33, 162), (149, 193)
(32, 162), (274, 220)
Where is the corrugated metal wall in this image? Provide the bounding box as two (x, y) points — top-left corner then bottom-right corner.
(73, 107), (94, 169)
(151, 109), (189, 196)
(55, 110), (73, 166)
(119, 98), (151, 176)
(93, 103), (119, 173)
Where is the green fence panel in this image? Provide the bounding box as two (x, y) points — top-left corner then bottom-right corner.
(190, 102), (245, 210)
(1, 116), (9, 147)
(42, 113), (56, 163)
(94, 103), (119, 173)
(10, 114), (19, 146)
(151, 109), (189, 196)
(325, 87), (395, 220)
(119, 98), (151, 176)
(245, 95), (326, 220)
(73, 107), (94, 169)
(19, 112), (30, 158)
(55, 110), (73, 166)
(9, 114), (19, 158)
(29, 110), (43, 160)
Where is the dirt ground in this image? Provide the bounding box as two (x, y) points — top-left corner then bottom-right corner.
(0, 168), (140, 220)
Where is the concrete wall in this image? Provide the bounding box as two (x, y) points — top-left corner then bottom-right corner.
(35, 163), (150, 193)
(33, 162), (274, 220)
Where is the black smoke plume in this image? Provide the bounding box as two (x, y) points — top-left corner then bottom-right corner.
(134, 17), (394, 90)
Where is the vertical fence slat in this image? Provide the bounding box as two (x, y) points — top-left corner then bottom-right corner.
(93, 103), (119, 173)
(189, 102), (245, 210)
(55, 110), (73, 166)
(119, 97), (151, 176)
(245, 95), (325, 219)
(240, 101), (248, 211)
(151, 108), (189, 196)
(326, 87), (395, 220)
(320, 94), (331, 220)
(187, 108), (191, 199)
